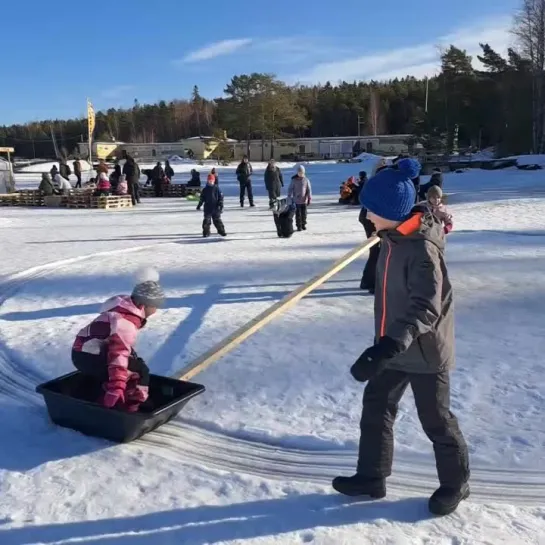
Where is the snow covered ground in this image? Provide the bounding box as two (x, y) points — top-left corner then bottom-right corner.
(1, 163), (545, 544)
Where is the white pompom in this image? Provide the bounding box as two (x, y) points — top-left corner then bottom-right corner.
(134, 267), (160, 284)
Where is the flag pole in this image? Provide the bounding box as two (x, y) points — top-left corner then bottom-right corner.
(425, 77), (429, 114)
(87, 98), (95, 169)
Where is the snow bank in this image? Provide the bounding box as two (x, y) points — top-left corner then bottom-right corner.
(508, 154), (545, 167)
(19, 159), (92, 173)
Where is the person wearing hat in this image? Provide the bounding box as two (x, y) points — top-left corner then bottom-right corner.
(236, 155), (254, 207)
(264, 158), (284, 209)
(197, 174), (226, 237)
(426, 185), (453, 234)
(333, 158), (470, 517)
(71, 268), (165, 412)
(419, 167), (444, 201)
(287, 165), (312, 231)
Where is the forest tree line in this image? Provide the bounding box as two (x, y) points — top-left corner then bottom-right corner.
(1, 0), (544, 160)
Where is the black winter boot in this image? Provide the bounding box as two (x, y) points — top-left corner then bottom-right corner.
(428, 483), (470, 516)
(332, 475), (386, 499)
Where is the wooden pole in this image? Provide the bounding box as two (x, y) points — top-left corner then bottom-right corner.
(177, 236), (380, 381)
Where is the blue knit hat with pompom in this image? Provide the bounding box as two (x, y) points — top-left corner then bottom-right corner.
(360, 158), (420, 221)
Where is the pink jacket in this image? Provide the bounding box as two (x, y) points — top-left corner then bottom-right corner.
(116, 180), (128, 195)
(430, 202), (453, 234)
(72, 295), (148, 407)
(97, 179), (111, 191)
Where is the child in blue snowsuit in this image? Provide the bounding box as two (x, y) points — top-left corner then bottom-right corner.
(197, 175), (226, 237)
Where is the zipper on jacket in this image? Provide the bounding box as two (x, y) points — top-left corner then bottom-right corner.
(380, 240), (393, 338)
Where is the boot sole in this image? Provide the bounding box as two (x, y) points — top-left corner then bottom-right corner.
(429, 487), (470, 516)
(332, 482), (386, 499)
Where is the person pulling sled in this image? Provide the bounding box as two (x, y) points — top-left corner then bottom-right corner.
(197, 174), (226, 237)
(333, 158), (470, 517)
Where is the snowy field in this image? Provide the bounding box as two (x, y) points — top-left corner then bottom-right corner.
(1, 162), (545, 544)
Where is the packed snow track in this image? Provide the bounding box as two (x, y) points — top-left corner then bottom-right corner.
(0, 240), (544, 508)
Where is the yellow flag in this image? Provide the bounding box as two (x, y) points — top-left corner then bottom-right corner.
(87, 99), (95, 138)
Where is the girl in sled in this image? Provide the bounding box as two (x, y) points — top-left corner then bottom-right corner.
(71, 269), (165, 412)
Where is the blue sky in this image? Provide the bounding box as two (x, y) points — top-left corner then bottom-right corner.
(2, 0), (519, 125)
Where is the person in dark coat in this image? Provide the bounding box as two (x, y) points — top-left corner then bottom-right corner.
(236, 155), (254, 207)
(187, 169), (201, 187)
(418, 168), (444, 200)
(142, 169), (153, 185)
(264, 159), (284, 209)
(152, 162), (165, 197)
(197, 175), (226, 237)
(73, 159), (82, 188)
(358, 171), (379, 293)
(333, 158), (470, 517)
(38, 173), (56, 196)
(50, 164), (59, 178)
(59, 160), (71, 180)
(165, 160), (175, 181)
(122, 154), (141, 205)
(109, 164), (122, 192)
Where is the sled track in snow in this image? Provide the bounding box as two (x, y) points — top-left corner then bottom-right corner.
(144, 422), (545, 506)
(0, 252), (545, 507)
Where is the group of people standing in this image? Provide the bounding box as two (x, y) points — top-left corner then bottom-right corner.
(237, 155), (313, 229)
(195, 159), (313, 238)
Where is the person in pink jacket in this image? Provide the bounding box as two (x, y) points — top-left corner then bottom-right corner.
(287, 164), (312, 231)
(95, 172), (112, 196)
(71, 269), (165, 412)
(426, 185), (453, 234)
(116, 174), (128, 195)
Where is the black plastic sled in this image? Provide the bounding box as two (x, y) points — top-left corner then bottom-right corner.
(36, 371), (205, 443)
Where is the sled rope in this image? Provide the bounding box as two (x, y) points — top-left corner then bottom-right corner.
(177, 236), (380, 381)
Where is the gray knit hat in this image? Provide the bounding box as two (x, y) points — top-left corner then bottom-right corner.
(131, 268), (165, 308)
(427, 185), (443, 199)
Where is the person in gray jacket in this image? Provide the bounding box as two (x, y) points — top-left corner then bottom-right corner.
(287, 165), (312, 231)
(332, 158), (470, 517)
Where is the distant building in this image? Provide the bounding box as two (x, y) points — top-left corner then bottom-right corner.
(118, 142), (186, 161)
(77, 136), (238, 162)
(77, 141), (124, 161)
(233, 135), (419, 161)
(180, 136), (237, 160)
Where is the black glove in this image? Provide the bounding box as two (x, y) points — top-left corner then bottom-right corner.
(196, 205), (201, 211)
(350, 336), (403, 383)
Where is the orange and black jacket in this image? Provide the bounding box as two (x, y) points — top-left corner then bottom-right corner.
(374, 204), (455, 373)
